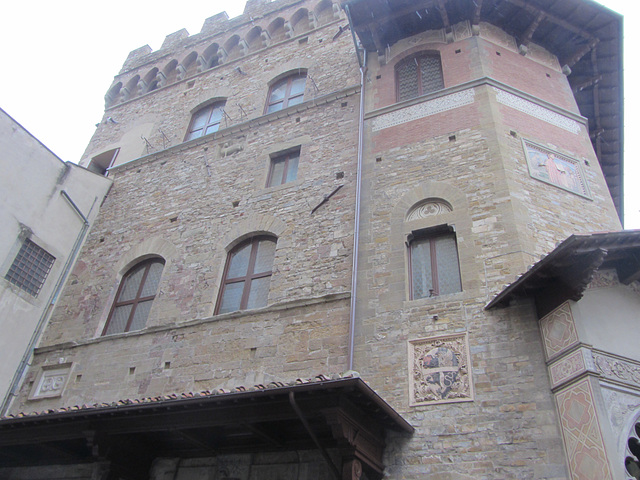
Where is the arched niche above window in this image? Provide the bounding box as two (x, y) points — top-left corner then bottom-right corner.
(406, 198), (453, 222)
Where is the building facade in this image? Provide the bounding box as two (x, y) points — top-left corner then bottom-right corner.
(0, 0), (633, 479)
(0, 108), (112, 409)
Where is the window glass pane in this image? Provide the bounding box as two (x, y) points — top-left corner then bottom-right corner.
(267, 101), (283, 113)
(420, 55), (444, 94)
(185, 129), (202, 141)
(397, 59), (419, 102)
(268, 158), (286, 187)
(227, 243), (252, 278)
(270, 82), (287, 102)
(434, 236), (462, 295)
(254, 239), (276, 274)
(288, 95), (304, 107)
(105, 305), (132, 335)
(285, 156), (299, 183)
(290, 76), (306, 95)
(140, 261), (164, 297)
(118, 265), (145, 301)
(411, 240), (433, 299)
(209, 106), (224, 124)
(191, 109), (210, 129)
(247, 276), (271, 309)
(205, 124), (220, 135)
(129, 300), (152, 331)
(219, 281), (245, 314)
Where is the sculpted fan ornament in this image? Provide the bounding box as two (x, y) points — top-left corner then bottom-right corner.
(407, 199), (452, 221)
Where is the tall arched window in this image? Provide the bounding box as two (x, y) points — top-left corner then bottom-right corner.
(265, 74), (306, 113)
(103, 258), (165, 335)
(216, 236), (277, 314)
(185, 101), (226, 141)
(396, 52), (444, 102)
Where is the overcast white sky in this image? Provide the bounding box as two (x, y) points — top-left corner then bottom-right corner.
(1, 0), (637, 226)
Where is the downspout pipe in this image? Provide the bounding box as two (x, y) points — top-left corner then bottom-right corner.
(0, 190), (95, 416)
(345, 2), (367, 372)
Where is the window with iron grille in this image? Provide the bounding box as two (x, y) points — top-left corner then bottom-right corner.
(216, 236), (277, 314)
(185, 101), (226, 141)
(409, 230), (461, 299)
(266, 149), (300, 187)
(5, 239), (55, 297)
(103, 258), (165, 335)
(396, 52), (444, 102)
(265, 74), (306, 113)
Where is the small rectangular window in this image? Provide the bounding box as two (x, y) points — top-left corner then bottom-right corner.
(409, 232), (461, 299)
(5, 239), (56, 297)
(266, 149), (300, 187)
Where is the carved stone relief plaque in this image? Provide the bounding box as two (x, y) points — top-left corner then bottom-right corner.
(409, 332), (473, 406)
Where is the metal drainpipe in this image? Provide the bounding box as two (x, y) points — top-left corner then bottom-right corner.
(0, 190), (95, 416)
(345, 3), (367, 372)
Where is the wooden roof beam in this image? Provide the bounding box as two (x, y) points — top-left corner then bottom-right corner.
(472, 0), (483, 26)
(518, 11), (546, 55)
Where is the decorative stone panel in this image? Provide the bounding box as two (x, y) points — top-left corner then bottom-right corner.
(539, 302), (579, 360)
(408, 332), (473, 406)
(594, 352), (640, 390)
(371, 88), (475, 131)
(493, 87), (581, 134)
(555, 378), (614, 480)
(28, 364), (72, 400)
(523, 140), (591, 198)
(587, 269), (618, 289)
(548, 348), (593, 389)
(406, 198), (453, 221)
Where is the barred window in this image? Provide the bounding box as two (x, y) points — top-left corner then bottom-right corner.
(409, 230), (461, 299)
(103, 258), (165, 335)
(216, 236), (277, 314)
(396, 52), (444, 102)
(5, 239), (55, 297)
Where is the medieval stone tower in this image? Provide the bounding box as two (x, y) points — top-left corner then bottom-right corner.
(0, 0), (630, 479)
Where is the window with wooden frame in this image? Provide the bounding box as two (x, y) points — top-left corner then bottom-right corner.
(4, 238), (55, 297)
(103, 258), (165, 335)
(266, 148), (300, 187)
(265, 74), (306, 113)
(396, 52), (444, 102)
(408, 227), (461, 299)
(185, 101), (226, 141)
(216, 236), (277, 314)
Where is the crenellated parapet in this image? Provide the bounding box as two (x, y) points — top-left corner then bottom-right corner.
(105, 0), (342, 109)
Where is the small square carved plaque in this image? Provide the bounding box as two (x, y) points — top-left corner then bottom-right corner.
(29, 364), (71, 400)
(409, 333), (473, 406)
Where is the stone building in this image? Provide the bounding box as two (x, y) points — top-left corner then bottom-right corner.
(0, 108), (112, 409)
(0, 0), (634, 479)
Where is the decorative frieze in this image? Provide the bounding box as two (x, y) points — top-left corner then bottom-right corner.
(594, 352), (640, 390)
(408, 332), (473, 406)
(539, 302), (579, 361)
(371, 89), (475, 132)
(493, 87), (581, 134)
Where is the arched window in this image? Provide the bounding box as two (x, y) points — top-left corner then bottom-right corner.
(185, 101), (226, 141)
(408, 226), (461, 299)
(265, 74), (306, 113)
(103, 258), (165, 335)
(216, 236), (277, 314)
(396, 52), (444, 102)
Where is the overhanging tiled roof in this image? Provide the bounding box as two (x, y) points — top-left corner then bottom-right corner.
(342, 0), (624, 221)
(486, 230), (640, 315)
(0, 374), (413, 476)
